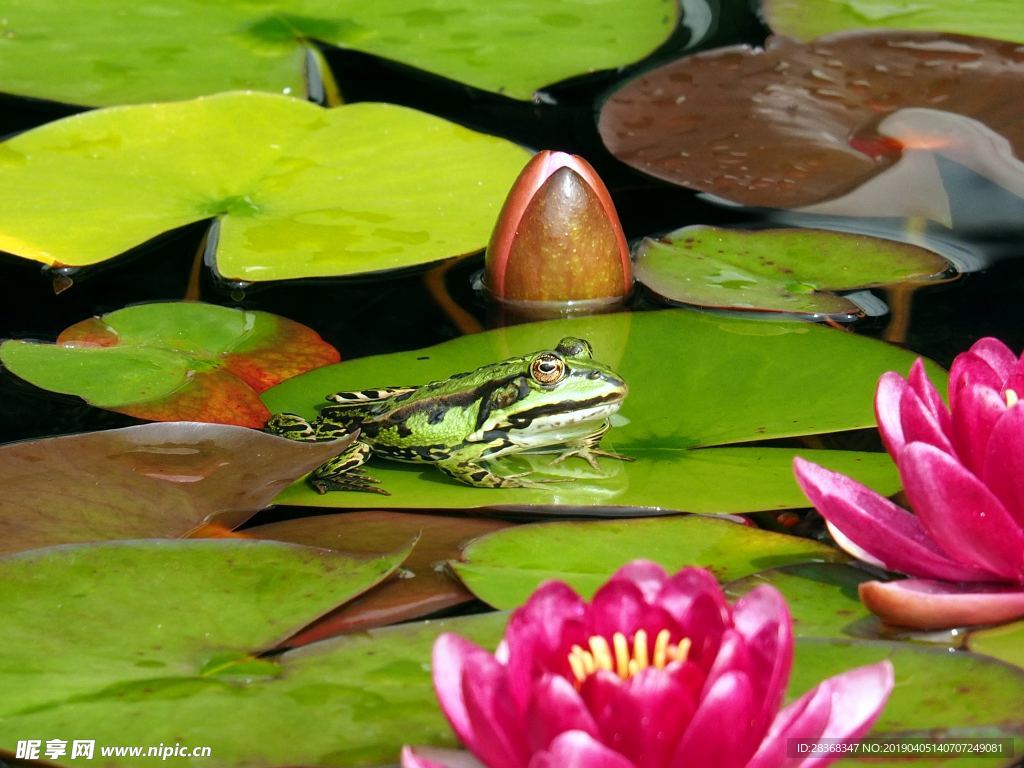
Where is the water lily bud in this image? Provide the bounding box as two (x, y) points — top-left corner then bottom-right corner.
(485, 150), (632, 304)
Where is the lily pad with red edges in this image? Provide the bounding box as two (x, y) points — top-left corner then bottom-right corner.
(635, 225), (950, 316)
(0, 302), (339, 428)
(244, 511), (511, 646)
(0, 422), (354, 556)
(598, 30), (1024, 216)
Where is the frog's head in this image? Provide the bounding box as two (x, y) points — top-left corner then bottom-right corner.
(474, 336), (628, 438)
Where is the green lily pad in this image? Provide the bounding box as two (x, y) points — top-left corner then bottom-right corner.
(969, 620), (1024, 670)
(0, 93), (530, 281)
(763, 0), (1024, 46)
(0, 422), (354, 556)
(244, 511), (511, 646)
(0, 0), (676, 106)
(1, 302), (339, 427)
(0, 539), (416, 767)
(635, 226), (950, 316)
(450, 516), (847, 609)
(263, 308), (935, 512)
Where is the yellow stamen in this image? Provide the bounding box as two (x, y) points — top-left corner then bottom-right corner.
(1007, 389), (1019, 408)
(567, 628), (691, 687)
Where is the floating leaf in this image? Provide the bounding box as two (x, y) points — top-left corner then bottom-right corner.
(0, 93), (530, 281)
(599, 31), (1024, 218)
(450, 516), (846, 609)
(763, 0), (1024, 46)
(245, 511), (510, 645)
(263, 308), (934, 512)
(969, 620), (1024, 670)
(0, 0), (676, 107)
(0, 539), (418, 768)
(0, 422), (354, 556)
(1, 302), (339, 427)
(635, 226), (950, 316)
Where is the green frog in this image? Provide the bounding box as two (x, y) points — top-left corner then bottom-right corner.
(265, 337), (630, 494)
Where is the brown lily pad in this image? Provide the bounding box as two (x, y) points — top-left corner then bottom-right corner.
(598, 30), (1024, 213)
(245, 511), (511, 646)
(0, 422), (354, 556)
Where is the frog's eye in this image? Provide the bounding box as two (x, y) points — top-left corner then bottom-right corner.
(530, 354), (566, 385)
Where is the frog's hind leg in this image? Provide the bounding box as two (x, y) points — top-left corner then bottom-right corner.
(308, 442), (389, 496)
(550, 421), (633, 470)
(265, 412), (318, 441)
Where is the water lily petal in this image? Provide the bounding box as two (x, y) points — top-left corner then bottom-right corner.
(587, 577), (670, 642)
(899, 382), (954, 454)
(907, 359), (951, 436)
(609, 559), (669, 602)
(859, 579), (1024, 629)
(657, 568), (731, 666)
(460, 650), (530, 768)
(793, 458), (993, 582)
(527, 731), (637, 768)
(402, 746), (486, 768)
(875, 371), (908, 460)
(525, 674), (599, 753)
(432, 634), (489, 748)
(732, 585), (793, 736)
(982, 405), (1024, 528)
(965, 338), (1017, 383)
(749, 661), (893, 768)
(901, 443), (1024, 581)
(950, 350), (1008, 412)
(950, 383), (1006, 475)
(670, 671), (757, 768)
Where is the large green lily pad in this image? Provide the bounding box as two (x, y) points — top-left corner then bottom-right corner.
(263, 308), (935, 512)
(451, 516), (846, 609)
(0, 539), (415, 767)
(0, 93), (530, 281)
(635, 226), (950, 316)
(0, 422), (353, 556)
(969, 619), (1024, 670)
(0, 0), (677, 106)
(1, 302), (339, 427)
(763, 0), (1024, 46)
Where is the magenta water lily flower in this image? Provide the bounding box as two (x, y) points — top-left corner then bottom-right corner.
(485, 150), (632, 305)
(794, 337), (1024, 629)
(402, 562), (893, 768)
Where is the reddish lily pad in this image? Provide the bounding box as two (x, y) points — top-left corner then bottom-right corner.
(244, 511), (511, 646)
(598, 30), (1024, 216)
(0, 422), (354, 556)
(0, 302), (339, 427)
(635, 226), (950, 316)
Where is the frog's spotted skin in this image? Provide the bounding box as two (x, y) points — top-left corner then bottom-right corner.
(265, 337), (630, 494)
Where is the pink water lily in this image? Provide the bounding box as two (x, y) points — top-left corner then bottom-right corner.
(485, 150), (632, 305)
(402, 562), (893, 768)
(794, 337), (1024, 629)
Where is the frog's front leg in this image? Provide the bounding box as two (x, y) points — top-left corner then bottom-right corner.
(550, 421), (634, 470)
(265, 413), (387, 495)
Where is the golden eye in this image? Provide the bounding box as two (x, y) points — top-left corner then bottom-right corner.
(530, 354), (566, 385)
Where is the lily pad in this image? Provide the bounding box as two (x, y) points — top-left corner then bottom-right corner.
(244, 511), (510, 645)
(0, 92), (530, 281)
(598, 31), (1024, 216)
(450, 516), (846, 609)
(0, 539), (418, 767)
(263, 308), (934, 512)
(635, 226), (950, 316)
(0, 0), (676, 106)
(0, 422), (354, 556)
(1, 302), (339, 427)
(763, 0), (1024, 46)
(969, 620), (1024, 670)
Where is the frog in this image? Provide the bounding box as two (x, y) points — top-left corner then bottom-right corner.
(265, 337), (631, 495)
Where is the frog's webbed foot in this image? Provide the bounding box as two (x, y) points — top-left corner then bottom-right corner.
(437, 461), (572, 489)
(550, 445), (634, 470)
(310, 467), (389, 496)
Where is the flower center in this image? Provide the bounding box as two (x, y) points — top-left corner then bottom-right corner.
(567, 628), (691, 686)
(1007, 389), (1019, 408)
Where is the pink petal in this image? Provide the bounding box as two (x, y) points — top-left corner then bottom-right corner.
(586, 577), (672, 643)
(459, 650), (529, 768)
(966, 338), (1017, 382)
(528, 731), (637, 768)
(525, 674), (599, 753)
(907, 359), (950, 436)
(950, 352), (1007, 412)
(731, 585), (793, 736)
(898, 383), (954, 454)
(670, 671), (757, 768)
(749, 661), (893, 768)
(901, 442), (1024, 581)
(875, 371), (909, 460)
(608, 559), (669, 602)
(859, 579), (1024, 629)
(656, 568), (732, 666)
(432, 634), (491, 749)
(950, 384), (1006, 475)
(793, 458), (993, 582)
(982, 404), (1024, 527)
(402, 747), (485, 768)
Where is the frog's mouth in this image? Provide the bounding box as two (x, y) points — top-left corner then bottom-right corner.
(523, 400), (622, 433)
